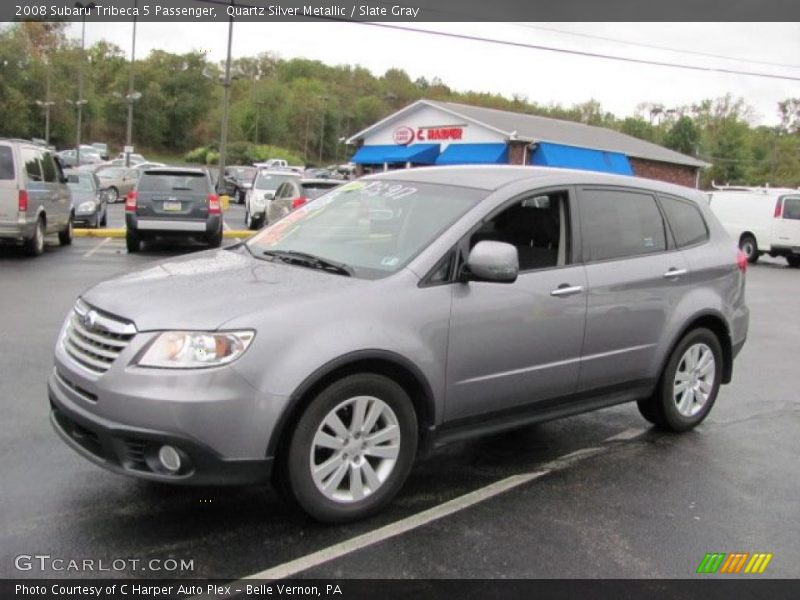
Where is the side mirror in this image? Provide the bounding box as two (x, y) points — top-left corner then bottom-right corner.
(462, 241), (519, 284)
(264, 192), (274, 200)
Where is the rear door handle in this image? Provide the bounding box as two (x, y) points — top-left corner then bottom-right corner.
(663, 268), (689, 279)
(550, 284), (584, 297)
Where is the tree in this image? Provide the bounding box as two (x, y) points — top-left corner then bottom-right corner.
(664, 116), (700, 156)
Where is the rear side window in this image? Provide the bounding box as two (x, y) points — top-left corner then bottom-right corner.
(138, 172), (209, 193)
(0, 146), (14, 179)
(659, 195), (709, 247)
(580, 188), (666, 261)
(41, 152), (58, 183)
(21, 148), (43, 183)
(783, 197), (800, 220)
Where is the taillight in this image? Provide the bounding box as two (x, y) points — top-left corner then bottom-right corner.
(208, 194), (220, 215)
(125, 191), (137, 212)
(291, 196), (308, 210)
(774, 198), (783, 218)
(18, 190), (28, 212)
(737, 249), (747, 273)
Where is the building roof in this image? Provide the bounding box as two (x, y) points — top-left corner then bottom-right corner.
(348, 99), (709, 169)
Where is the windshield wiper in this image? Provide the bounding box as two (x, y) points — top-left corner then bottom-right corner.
(261, 249), (353, 276)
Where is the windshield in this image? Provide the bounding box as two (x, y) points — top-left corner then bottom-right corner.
(247, 179), (485, 278)
(254, 172), (295, 189)
(231, 167), (256, 180)
(67, 174), (95, 192)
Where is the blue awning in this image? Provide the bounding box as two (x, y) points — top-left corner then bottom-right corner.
(351, 144), (440, 165)
(531, 142), (633, 175)
(435, 143), (508, 165)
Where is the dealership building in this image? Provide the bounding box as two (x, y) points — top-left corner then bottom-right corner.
(348, 99), (709, 187)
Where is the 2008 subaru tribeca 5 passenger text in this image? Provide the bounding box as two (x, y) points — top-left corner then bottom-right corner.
(49, 166), (749, 522)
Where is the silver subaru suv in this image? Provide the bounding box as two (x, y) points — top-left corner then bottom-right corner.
(49, 166), (749, 522)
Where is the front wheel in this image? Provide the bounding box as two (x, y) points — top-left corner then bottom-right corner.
(740, 234), (758, 264)
(280, 374), (418, 523)
(787, 255), (800, 268)
(107, 187), (119, 203)
(637, 328), (723, 432)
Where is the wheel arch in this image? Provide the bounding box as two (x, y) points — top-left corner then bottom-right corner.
(266, 350), (437, 460)
(663, 311), (733, 384)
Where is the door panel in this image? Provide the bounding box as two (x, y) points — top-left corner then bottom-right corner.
(446, 267), (587, 420)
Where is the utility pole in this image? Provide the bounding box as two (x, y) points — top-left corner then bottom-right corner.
(217, 9), (234, 191)
(124, 0), (139, 167)
(74, 2), (96, 165)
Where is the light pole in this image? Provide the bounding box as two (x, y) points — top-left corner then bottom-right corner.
(318, 96), (329, 165)
(34, 100), (55, 144)
(124, 0), (140, 167)
(74, 1), (96, 165)
(217, 9), (235, 191)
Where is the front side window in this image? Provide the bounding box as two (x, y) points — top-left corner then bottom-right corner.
(247, 180), (485, 279)
(469, 190), (570, 271)
(659, 195), (709, 247)
(580, 188), (666, 261)
(782, 197), (800, 220)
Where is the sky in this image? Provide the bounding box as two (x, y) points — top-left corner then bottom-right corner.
(69, 21), (800, 126)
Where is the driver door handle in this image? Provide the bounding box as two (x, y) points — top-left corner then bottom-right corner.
(550, 284), (584, 297)
(663, 268), (689, 279)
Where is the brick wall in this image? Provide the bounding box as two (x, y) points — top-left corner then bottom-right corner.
(629, 157), (699, 188)
(507, 142), (528, 165)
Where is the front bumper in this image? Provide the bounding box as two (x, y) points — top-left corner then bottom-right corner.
(49, 370), (272, 485)
(73, 212), (99, 227)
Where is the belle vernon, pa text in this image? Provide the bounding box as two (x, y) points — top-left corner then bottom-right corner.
(16, 584), (343, 597)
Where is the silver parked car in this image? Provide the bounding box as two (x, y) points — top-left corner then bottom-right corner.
(49, 166), (749, 522)
(0, 138), (73, 255)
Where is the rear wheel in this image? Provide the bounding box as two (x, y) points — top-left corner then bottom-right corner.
(280, 373), (418, 523)
(58, 216), (73, 246)
(24, 217), (45, 257)
(739, 234), (758, 264)
(126, 229), (141, 253)
(637, 328), (723, 432)
(787, 255), (800, 268)
(107, 187), (119, 203)
(206, 226), (222, 248)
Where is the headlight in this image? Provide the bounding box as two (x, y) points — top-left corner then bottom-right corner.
(136, 330), (255, 368)
(251, 196), (266, 207)
(76, 201), (97, 213)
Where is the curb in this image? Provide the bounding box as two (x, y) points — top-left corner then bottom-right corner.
(72, 229), (256, 238)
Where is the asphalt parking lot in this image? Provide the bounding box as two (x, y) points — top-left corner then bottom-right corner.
(1, 204), (798, 580)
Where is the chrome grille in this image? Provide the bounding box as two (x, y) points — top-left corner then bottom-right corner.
(63, 299), (136, 373)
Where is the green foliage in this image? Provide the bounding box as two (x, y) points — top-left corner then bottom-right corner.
(2, 22), (799, 187)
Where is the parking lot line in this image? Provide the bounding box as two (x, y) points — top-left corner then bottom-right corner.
(82, 236), (112, 258)
(604, 427), (648, 442)
(196, 445), (609, 594)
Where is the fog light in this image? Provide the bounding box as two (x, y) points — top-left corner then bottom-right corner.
(158, 445), (182, 473)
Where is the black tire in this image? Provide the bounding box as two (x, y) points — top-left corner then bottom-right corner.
(126, 229), (141, 253)
(58, 216), (73, 246)
(24, 217), (45, 257)
(787, 255), (800, 268)
(245, 209), (261, 231)
(740, 234), (758, 264)
(206, 226), (223, 248)
(637, 328), (723, 432)
(279, 373), (418, 523)
(100, 211), (107, 227)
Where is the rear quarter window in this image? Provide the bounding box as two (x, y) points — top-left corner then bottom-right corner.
(659, 195), (709, 247)
(782, 197), (800, 220)
(0, 146), (14, 180)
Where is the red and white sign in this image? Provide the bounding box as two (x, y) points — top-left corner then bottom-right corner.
(416, 126), (464, 142)
(392, 126), (415, 145)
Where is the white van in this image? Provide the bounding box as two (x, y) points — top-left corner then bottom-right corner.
(707, 187), (800, 268)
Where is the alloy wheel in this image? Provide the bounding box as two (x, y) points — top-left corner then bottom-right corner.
(673, 342), (716, 417)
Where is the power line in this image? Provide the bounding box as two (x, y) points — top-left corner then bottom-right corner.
(510, 23), (800, 71)
(192, 1), (800, 83)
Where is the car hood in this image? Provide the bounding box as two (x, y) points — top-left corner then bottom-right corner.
(81, 247), (365, 331)
(70, 191), (96, 204)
